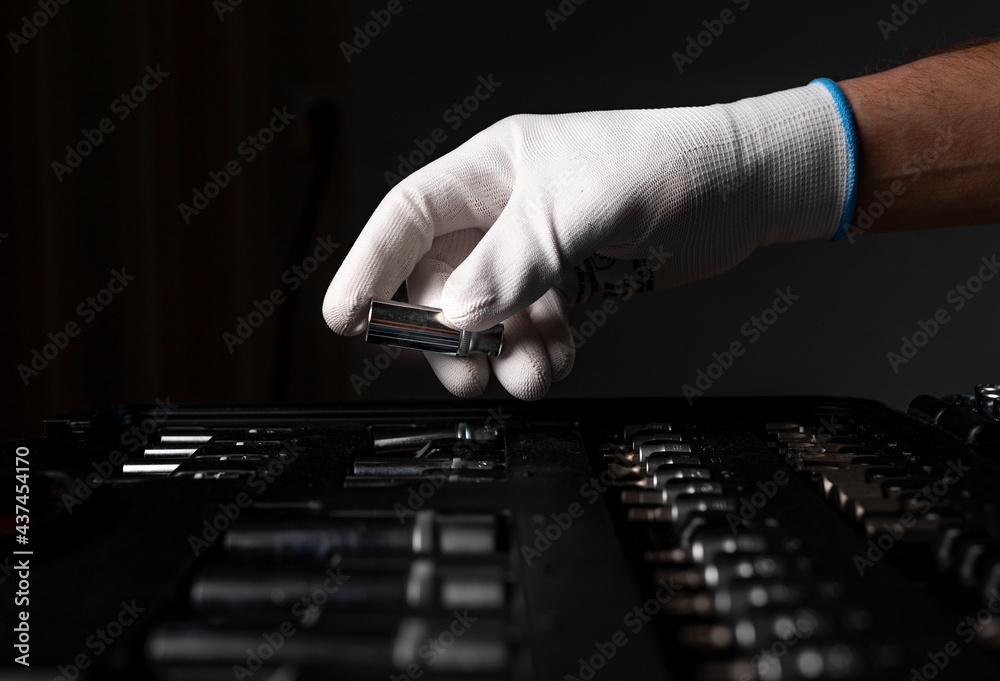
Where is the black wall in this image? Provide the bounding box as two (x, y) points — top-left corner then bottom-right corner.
(4, 0), (999, 438)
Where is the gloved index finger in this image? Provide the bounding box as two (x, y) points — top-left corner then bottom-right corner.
(322, 141), (513, 336)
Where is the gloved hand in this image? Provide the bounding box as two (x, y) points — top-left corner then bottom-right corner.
(323, 80), (856, 400)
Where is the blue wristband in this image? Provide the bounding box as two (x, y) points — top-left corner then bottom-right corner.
(810, 77), (859, 242)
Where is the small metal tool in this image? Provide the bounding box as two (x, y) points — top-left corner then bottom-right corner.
(366, 299), (503, 357)
(373, 423), (499, 451)
(614, 467), (713, 487)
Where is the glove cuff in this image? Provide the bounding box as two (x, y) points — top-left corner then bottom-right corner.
(717, 79), (860, 246)
(810, 78), (860, 241)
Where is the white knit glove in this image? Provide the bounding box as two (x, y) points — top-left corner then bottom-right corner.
(323, 80), (857, 400)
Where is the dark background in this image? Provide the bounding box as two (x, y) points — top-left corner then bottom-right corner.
(3, 0), (999, 439)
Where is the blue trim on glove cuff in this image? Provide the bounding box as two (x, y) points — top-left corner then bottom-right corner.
(811, 77), (859, 242)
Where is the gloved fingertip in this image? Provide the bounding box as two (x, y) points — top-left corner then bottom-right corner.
(425, 353), (489, 398)
(551, 345), (576, 382)
(524, 288), (575, 383)
(444, 378), (488, 399)
(321, 291), (369, 336)
(493, 353), (552, 401)
(508, 378), (550, 402)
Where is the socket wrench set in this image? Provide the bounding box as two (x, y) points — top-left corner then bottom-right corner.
(4, 392), (1000, 680)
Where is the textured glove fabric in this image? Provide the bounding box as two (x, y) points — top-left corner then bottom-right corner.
(323, 81), (852, 400)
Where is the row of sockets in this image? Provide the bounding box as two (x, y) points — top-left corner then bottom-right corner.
(145, 509), (514, 680)
(606, 423), (876, 681)
(770, 418), (1000, 642)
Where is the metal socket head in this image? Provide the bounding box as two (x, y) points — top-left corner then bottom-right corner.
(366, 299), (503, 357)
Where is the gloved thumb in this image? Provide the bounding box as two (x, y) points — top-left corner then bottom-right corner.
(440, 193), (600, 330)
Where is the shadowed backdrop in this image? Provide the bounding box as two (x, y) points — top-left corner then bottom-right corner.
(3, 0), (999, 438)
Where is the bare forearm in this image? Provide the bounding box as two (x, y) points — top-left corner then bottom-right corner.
(838, 40), (1000, 234)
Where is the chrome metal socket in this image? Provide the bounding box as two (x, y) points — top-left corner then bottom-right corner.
(366, 299), (503, 357)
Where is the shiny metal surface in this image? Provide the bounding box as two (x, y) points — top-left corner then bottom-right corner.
(365, 299), (503, 356)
